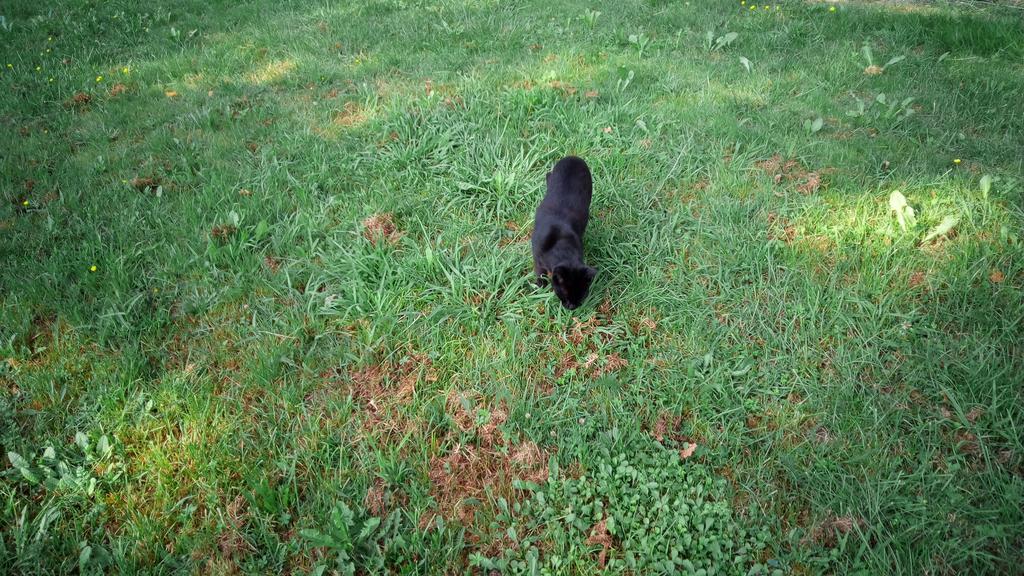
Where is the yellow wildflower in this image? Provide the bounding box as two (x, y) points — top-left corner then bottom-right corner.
(829, 5), (836, 11)
(953, 158), (961, 164)
(90, 265), (97, 272)
(96, 75), (103, 82)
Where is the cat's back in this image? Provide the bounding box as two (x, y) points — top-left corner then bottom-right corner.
(546, 156), (592, 202)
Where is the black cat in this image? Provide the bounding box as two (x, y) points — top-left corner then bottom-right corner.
(531, 156), (597, 310)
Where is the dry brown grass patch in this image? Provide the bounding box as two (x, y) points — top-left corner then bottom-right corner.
(586, 518), (615, 568)
(549, 80), (577, 96)
(955, 430), (981, 457)
(766, 212), (796, 244)
(565, 316), (601, 346)
(307, 364), (387, 431)
(394, 352), (436, 401)
(554, 354), (579, 379)
(210, 224), (237, 243)
(796, 172), (823, 195)
(426, 441), (549, 525)
(424, 393), (551, 525)
(499, 220), (530, 247)
(64, 91), (92, 109)
(447, 390), (507, 447)
(651, 412), (685, 443)
(333, 101), (367, 127)
(596, 353), (627, 377)
(803, 514), (866, 548)
(364, 477), (409, 518)
(557, 351), (628, 380)
(216, 495), (254, 559)
(361, 213), (403, 246)
(755, 155), (827, 195)
(130, 176), (162, 192)
(307, 353), (435, 443)
(632, 316), (658, 334)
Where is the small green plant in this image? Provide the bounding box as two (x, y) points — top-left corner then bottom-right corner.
(248, 475), (295, 527)
(705, 30), (739, 51)
(804, 116), (824, 134)
(475, 447), (775, 574)
(880, 94), (915, 120)
(846, 92), (916, 125)
(889, 190), (917, 232)
(7, 432), (121, 495)
(922, 214), (960, 244)
(584, 9), (601, 28)
(861, 42), (905, 74)
(169, 26), (198, 42)
(628, 32), (651, 58)
(4, 432), (125, 571)
(302, 501), (384, 575)
(616, 67), (635, 92)
(979, 174), (993, 200)
(376, 452), (414, 486)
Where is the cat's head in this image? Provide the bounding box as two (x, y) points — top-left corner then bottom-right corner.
(551, 265), (597, 310)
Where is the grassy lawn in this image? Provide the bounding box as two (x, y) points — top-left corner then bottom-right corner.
(2, 0), (1023, 573)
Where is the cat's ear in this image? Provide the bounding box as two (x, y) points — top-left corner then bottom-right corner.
(584, 266), (597, 282)
(552, 265), (566, 285)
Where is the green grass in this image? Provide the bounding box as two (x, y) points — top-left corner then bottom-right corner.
(2, 0), (1023, 573)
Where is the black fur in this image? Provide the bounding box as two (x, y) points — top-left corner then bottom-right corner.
(531, 156), (596, 310)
